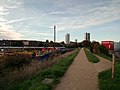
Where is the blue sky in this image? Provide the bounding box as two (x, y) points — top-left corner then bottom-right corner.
(0, 0), (120, 42)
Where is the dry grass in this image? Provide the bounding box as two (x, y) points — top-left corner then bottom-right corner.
(0, 50), (75, 89)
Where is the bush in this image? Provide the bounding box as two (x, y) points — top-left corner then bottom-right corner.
(96, 45), (109, 55)
(4, 53), (31, 70)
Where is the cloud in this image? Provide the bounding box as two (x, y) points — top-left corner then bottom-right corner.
(4, 5), (18, 9)
(0, 6), (8, 16)
(48, 11), (65, 15)
(5, 17), (34, 24)
(0, 18), (7, 22)
(36, 33), (50, 36)
(0, 17), (34, 40)
(0, 1), (24, 40)
(0, 7), (4, 12)
(0, 25), (21, 40)
(53, 0), (120, 31)
(0, 12), (9, 16)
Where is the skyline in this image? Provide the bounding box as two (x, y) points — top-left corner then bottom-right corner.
(0, 0), (120, 42)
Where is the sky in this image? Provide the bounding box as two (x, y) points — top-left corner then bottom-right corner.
(0, 0), (120, 42)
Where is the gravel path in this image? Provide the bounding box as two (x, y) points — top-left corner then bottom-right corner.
(55, 48), (112, 90)
(55, 48), (99, 90)
(93, 55), (111, 73)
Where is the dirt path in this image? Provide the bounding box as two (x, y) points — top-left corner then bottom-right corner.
(93, 55), (111, 73)
(55, 48), (99, 90)
(55, 48), (112, 90)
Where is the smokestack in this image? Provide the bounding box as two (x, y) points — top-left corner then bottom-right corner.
(54, 25), (56, 43)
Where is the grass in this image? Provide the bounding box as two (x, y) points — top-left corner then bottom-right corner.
(95, 53), (112, 61)
(84, 48), (99, 63)
(7, 49), (79, 90)
(99, 61), (120, 90)
(0, 50), (76, 89)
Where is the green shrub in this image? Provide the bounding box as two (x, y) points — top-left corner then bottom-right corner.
(96, 45), (109, 55)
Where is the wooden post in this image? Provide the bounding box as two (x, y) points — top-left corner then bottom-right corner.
(112, 53), (115, 79)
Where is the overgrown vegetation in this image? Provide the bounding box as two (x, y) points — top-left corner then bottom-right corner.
(84, 48), (99, 63)
(93, 44), (112, 61)
(5, 49), (79, 90)
(95, 45), (108, 54)
(0, 53), (32, 80)
(82, 40), (111, 61)
(96, 53), (112, 61)
(99, 61), (120, 90)
(0, 51), (66, 89)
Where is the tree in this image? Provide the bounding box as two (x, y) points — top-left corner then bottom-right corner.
(96, 45), (108, 54)
(49, 41), (54, 47)
(78, 42), (83, 47)
(82, 40), (91, 48)
(46, 40), (49, 47)
(46, 40), (49, 43)
(91, 41), (100, 53)
(60, 41), (65, 47)
(38, 41), (43, 47)
(11, 41), (24, 47)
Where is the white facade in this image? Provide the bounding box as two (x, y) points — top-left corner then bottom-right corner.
(22, 41), (29, 46)
(114, 42), (120, 58)
(65, 34), (70, 44)
(114, 42), (120, 51)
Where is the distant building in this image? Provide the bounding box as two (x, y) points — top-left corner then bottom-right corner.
(101, 41), (114, 50)
(65, 33), (70, 44)
(23, 40), (29, 46)
(114, 42), (120, 51)
(85, 33), (90, 41)
(75, 39), (77, 43)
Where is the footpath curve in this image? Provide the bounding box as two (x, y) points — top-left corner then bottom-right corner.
(55, 48), (99, 90)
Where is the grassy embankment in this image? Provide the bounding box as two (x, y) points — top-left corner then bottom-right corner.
(99, 60), (120, 90)
(7, 49), (79, 90)
(97, 52), (120, 90)
(84, 48), (99, 63)
(96, 53), (112, 61)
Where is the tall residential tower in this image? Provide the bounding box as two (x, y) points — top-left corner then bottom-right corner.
(85, 33), (90, 41)
(65, 33), (70, 44)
